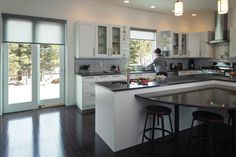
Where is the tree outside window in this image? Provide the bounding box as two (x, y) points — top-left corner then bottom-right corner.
(129, 29), (156, 66)
(130, 39), (154, 66)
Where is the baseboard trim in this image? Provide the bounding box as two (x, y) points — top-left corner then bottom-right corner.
(76, 106), (95, 115)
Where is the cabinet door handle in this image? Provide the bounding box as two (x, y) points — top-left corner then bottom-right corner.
(93, 47), (95, 56)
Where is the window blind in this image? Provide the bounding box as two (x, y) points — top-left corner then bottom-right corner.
(130, 28), (156, 41)
(2, 13), (66, 45)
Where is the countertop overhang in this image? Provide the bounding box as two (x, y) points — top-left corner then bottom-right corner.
(95, 74), (236, 92)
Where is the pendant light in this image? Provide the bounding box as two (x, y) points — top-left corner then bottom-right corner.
(174, 0), (184, 16)
(218, 0), (228, 14)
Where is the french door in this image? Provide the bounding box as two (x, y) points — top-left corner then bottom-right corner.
(3, 43), (65, 113)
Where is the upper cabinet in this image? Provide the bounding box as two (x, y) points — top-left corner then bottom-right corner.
(199, 32), (213, 58)
(76, 21), (128, 58)
(76, 21), (96, 58)
(96, 24), (109, 57)
(160, 31), (188, 58)
(189, 32), (213, 58)
(188, 32), (200, 57)
(230, 28), (236, 58)
(95, 24), (123, 58)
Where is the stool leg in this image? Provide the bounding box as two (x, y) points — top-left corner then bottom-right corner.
(161, 116), (165, 137)
(185, 119), (195, 157)
(228, 115), (232, 126)
(168, 114), (174, 134)
(142, 113), (149, 144)
(152, 114), (156, 142)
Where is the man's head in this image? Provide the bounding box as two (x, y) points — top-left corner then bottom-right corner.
(154, 48), (161, 56)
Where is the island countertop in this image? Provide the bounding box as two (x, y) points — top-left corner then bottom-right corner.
(96, 74), (236, 92)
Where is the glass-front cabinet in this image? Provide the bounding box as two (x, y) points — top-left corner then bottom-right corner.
(160, 31), (188, 57)
(180, 33), (188, 56)
(173, 33), (179, 56)
(111, 26), (121, 56)
(96, 24), (109, 57)
(95, 24), (122, 57)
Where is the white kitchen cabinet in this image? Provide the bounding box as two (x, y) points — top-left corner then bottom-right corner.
(76, 21), (96, 58)
(76, 74), (127, 111)
(95, 24), (109, 57)
(230, 28), (236, 58)
(95, 24), (123, 58)
(199, 32), (213, 58)
(160, 31), (188, 57)
(189, 32), (200, 57)
(189, 32), (213, 58)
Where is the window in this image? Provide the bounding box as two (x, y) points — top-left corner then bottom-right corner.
(129, 28), (157, 66)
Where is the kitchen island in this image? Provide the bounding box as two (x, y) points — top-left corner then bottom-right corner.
(95, 75), (236, 152)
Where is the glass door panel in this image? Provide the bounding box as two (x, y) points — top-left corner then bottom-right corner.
(111, 27), (121, 55)
(40, 44), (61, 100)
(173, 33), (179, 56)
(97, 26), (108, 55)
(8, 43), (32, 104)
(181, 34), (187, 56)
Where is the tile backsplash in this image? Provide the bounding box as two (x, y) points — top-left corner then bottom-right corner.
(214, 45), (230, 60)
(75, 58), (128, 73)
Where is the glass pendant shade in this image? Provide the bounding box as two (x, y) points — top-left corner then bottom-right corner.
(175, 1), (183, 16)
(218, 0), (228, 14)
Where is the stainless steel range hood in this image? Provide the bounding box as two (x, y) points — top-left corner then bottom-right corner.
(208, 12), (229, 45)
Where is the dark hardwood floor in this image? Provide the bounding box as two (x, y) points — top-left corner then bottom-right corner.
(0, 106), (231, 157)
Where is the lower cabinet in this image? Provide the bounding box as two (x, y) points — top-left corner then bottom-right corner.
(76, 73), (155, 111)
(76, 75), (126, 110)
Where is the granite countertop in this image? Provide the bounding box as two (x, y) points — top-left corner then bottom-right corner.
(135, 87), (236, 109)
(96, 74), (236, 92)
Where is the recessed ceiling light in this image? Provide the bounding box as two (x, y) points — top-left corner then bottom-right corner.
(192, 14), (197, 16)
(124, 0), (130, 3)
(150, 6), (156, 9)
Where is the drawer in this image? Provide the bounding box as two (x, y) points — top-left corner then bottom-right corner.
(96, 75), (110, 82)
(83, 76), (96, 83)
(110, 75), (126, 81)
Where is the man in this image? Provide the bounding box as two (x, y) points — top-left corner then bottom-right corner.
(151, 48), (168, 76)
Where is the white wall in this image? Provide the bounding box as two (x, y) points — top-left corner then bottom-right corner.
(189, 13), (215, 32)
(0, 0), (195, 106)
(229, 8), (236, 28)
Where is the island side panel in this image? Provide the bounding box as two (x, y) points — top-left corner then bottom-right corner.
(112, 81), (215, 152)
(95, 85), (116, 151)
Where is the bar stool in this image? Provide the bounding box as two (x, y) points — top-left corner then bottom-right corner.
(186, 111), (227, 157)
(142, 105), (173, 144)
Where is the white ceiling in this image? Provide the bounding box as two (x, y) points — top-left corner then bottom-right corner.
(95, 0), (236, 16)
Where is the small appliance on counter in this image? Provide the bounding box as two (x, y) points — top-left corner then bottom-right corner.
(189, 59), (195, 69)
(170, 63), (177, 70)
(201, 61), (231, 76)
(79, 64), (90, 74)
